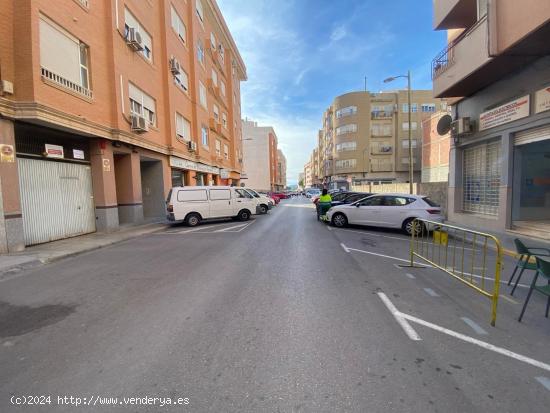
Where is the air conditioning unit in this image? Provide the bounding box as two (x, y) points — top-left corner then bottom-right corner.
(126, 28), (144, 51)
(188, 141), (197, 151)
(131, 114), (148, 133)
(169, 57), (181, 75)
(451, 117), (472, 136)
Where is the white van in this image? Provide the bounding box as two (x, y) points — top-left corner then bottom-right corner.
(166, 186), (260, 226)
(243, 188), (273, 214)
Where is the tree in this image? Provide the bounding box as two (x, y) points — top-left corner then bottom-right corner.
(298, 179), (304, 188)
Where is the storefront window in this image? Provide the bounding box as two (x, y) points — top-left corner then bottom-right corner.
(171, 169), (184, 187)
(463, 141), (501, 215)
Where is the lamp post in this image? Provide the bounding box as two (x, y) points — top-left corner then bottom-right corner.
(384, 70), (413, 195)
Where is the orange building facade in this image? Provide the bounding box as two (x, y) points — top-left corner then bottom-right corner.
(0, 0), (246, 251)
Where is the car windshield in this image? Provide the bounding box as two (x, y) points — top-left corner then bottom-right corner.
(423, 197), (440, 207)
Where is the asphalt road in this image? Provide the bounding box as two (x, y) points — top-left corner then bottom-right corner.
(1, 197), (549, 412)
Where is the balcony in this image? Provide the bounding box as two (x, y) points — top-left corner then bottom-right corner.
(371, 110), (393, 120)
(41, 67), (92, 100)
(433, 0), (477, 30)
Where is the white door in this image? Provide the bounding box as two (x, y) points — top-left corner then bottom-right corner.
(18, 158), (95, 245)
(209, 188), (233, 218)
(378, 195), (412, 227)
(233, 188), (256, 214)
(353, 195), (384, 225)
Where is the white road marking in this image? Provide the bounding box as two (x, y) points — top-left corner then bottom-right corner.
(424, 288), (440, 297)
(377, 293), (422, 341)
(341, 243), (350, 253)
(334, 227), (409, 242)
(213, 223), (249, 232)
(405, 273), (416, 279)
(326, 226), (332, 231)
(399, 312), (550, 373)
(233, 220), (255, 232)
(460, 317), (488, 335)
(535, 377), (550, 391)
(499, 294), (519, 305)
(159, 224), (221, 234)
(281, 204), (315, 209)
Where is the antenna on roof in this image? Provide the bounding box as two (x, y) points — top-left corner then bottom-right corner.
(364, 77), (367, 92)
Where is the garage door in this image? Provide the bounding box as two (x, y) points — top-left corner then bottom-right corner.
(17, 158), (96, 245)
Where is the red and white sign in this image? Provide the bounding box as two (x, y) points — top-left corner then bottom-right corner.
(479, 95), (530, 131)
(535, 87), (550, 114)
(45, 144), (64, 158)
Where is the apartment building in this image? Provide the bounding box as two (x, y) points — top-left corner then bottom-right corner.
(276, 149), (287, 190)
(433, 0), (550, 237)
(421, 111), (451, 183)
(241, 119), (280, 192)
(0, 0), (246, 252)
(309, 90), (444, 190)
(304, 161), (313, 188)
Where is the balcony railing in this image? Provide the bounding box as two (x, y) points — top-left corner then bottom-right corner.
(371, 110), (393, 120)
(41, 67), (93, 99)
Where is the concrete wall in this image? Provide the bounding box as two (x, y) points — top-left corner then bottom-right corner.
(242, 120), (273, 192)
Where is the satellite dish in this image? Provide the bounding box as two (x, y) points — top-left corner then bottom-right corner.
(437, 114), (453, 136)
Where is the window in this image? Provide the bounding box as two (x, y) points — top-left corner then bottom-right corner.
(383, 196), (414, 206)
(401, 139), (417, 149)
(336, 141), (356, 152)
(210, 32), (216, 49)
(175, 112), (191, 141)
(335, 159), (357, 169)
(335, 124), (357, 136)
(371, 123), (392, 136)
(224, 144), (229, 160)
(177, 189), (208, 202)
(371, 142), (393, 154)
(335, 106), (357, 118)
(174, 69), (189, 92)
(213, 104), (219, 121)
(197, 39), (205, 65)
(124, 8), (152, 61)
(402, 122), (417, 130)
(222, 112), (227, 128)
(210, 189), (231, 200)
(196, 0), (204, 23)
(463, 141), (501, 215)
(220, 80), (226, 97)
(211, 68), (218, 87)
(39, 16), (92, 97)
(235, 189), (252, 199)
(201, 125), (208, 146)
(215, 139), (221, 156)
(359, 196), (384, 206)
(219, 43), (225, 63)
(199, 81), (207, 108)
(421, 103), (436, 113)
(129, 83), (156, 126)
(170, 6), (186, 44)
(403, 103), (418, 113)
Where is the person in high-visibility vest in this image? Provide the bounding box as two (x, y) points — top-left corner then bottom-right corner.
(317, 189), (332, 221)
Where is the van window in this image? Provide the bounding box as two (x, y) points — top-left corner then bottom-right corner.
(177, 189), (208, 202)
(209, 189), (231, 200)
(235, 189), (252, 198)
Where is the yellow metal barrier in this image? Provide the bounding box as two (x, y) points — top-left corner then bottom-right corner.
(409, 219), (503, 326)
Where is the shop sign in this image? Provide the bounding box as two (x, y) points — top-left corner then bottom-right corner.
(535, 87), (550, 114)
(220, 169), (229, 179)
(479, 95), (530, 131)
(169, 156), (219, 175)
(73, 149), (85, 160)
(0, 144), (15, 163)
(45, 143), (64, 158)
(102, 158), (111, 172)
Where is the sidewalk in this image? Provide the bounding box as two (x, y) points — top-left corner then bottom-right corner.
(0, 222), (169, 277)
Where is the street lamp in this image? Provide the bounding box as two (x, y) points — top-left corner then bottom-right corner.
(384, 70), (413, 195)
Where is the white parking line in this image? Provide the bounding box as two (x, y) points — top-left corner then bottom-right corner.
(335, 228), (409, 242)
(535, 377), (550, 391)
(377, 293), (422, 341)
(424, 288), (440, 297)
(379, 294), (550, 373)
(340, 243), (350, 253)
(405, 273), (416, 279)
(460, 317), (489, 335)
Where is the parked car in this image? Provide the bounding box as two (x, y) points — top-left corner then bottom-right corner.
(270, 192), (288, 200)
(243, 188), (273, 214)
(261, 192), (279, 205)
(305, 188), (321, 198)
(166, 186), (260, 226)
(326, 193), (443, 235)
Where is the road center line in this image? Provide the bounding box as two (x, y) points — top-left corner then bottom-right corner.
(424, 288), (440, 297)
(535, 377), (550, 391)
(460, 317), (489, 335)
(377, 292), (422, 341)
(398, 311), (550, 373)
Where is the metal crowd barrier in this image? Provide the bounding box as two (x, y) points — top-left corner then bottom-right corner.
(409, 219), (503, 326)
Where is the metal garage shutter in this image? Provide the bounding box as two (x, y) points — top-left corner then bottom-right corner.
(514, 125), (550, 146)
(17, 158), (96, 245)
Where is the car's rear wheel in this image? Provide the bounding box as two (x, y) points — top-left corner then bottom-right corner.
(238, 209), (251, 221)
(186, 213), (201, 227)
(332, 213), (348, 228)
(403, 218), (424, 236)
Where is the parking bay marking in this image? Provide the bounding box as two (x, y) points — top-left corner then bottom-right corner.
(535, 377), (550, 391)
(424, 288), (440, 297)
(461, 317), (488, 335)
(213, 222), (251, 233)
(378, 293), (550, 373)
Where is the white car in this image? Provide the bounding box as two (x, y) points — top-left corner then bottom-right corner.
(243, 188), (273, 214)
(326, 193), (443, 235)
(166, 186), (259, 226)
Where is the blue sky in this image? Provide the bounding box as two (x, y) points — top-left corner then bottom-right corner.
(217, 0), (447, 185)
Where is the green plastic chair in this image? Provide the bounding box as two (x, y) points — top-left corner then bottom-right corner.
(508, 239), (550, 296)
(518, 256), (550, 322)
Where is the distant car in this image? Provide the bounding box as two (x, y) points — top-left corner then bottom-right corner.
(305, 188), (321, 198)
(326, 193), (443, 235)
(270, 192), (288, 200)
